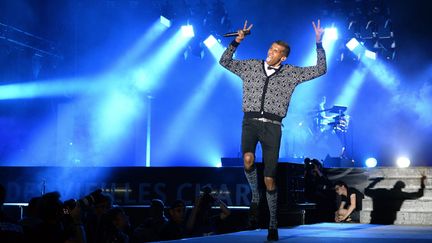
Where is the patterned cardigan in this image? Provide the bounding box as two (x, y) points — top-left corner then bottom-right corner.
(219, 41), (327, 122)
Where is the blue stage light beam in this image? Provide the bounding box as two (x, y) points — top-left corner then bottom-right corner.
(0, 77), (101, 100)
(113, 19), (169, 70)
(159, 64), (223, 163)
(133, 29), (194, 92)
(95, 91), (141, 140)
(334, 67), (368, 108)
(344, 37), (400, 92)
(209, 150), (223, 167)
(187, 133), (222, 167)
(364, 50), (377, 60)
(361, 58), (400, 92)
(90, 89), (144, 161)
(0, 19), (169, 101)
(204, 35), (225, 60)
(223, 71), (243, 91)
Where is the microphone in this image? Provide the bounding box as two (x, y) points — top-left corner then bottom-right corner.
(223, 29), (251, 37)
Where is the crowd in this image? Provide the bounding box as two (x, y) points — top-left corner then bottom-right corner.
(0, 184), (233, 243)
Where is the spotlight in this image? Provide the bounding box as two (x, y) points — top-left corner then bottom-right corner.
(365, 157), (377, 168)
(181, 25), (194, 38)
(203, 35), (218, 48)
(396, 157), (410, 168)
(324, 27), (338, 41)
(364, 50), (377, 60)
(346, 38), (360, 51)
(160, 16), (171, 28)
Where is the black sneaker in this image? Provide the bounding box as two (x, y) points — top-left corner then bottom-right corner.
(267, 228), (279, 241)
(247, 202), (259, 229)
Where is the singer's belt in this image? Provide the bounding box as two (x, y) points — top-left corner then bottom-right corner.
(252, 117), (282, 126)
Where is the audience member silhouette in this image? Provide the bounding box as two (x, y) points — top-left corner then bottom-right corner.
(99, 207), (131, 243)
(132, 199), (168, 242)
(186, 186), (231, 236)
(85, 192), (114, 243)
(19, 196), (43, 242)
(160, 200), (187, 241)
(0, 184), (25, 242)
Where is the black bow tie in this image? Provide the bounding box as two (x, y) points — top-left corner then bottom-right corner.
(267, 66), (279, 70)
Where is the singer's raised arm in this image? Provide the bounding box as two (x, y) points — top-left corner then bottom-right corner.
(219, 21), (254, 77)
(235, 20), (253, 43)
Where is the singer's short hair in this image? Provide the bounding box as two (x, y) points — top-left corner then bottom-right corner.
(273, 40), (290, 57)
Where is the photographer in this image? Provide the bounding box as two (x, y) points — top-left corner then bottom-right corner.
(186, 186), (231, 237)
(79, 190), (113, 243)
(303, 158), (335, 222)
(304, 158), (332, 201)
(63, 189), (111, 243)
(19, 191), (87, 243)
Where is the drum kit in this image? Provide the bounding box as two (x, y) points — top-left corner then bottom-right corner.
(312, 105), (350, 135)
(281, 105), (351, 160)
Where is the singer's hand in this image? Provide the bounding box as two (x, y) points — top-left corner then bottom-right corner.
(235, 20), (253, 43)
(312, 19), (325, 43)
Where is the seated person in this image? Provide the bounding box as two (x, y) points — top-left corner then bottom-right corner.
(334, 181), (363, 223)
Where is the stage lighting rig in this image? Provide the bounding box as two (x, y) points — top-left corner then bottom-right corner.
(157, 0), (231, 60)
(323, 0), (396, 62)
(0, 22), (62, 60)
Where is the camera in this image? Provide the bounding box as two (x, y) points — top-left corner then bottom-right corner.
(63, 199), (77, 214)
(63, 189), (105, 213)
(79, 189), (104, 209)
(200, 186), (216, 207)
(304, 158), (322, 170)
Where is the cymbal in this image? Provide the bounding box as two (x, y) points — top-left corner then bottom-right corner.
(328, 105), (347, 114)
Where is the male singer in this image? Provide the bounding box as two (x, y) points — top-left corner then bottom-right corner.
(219, 20), (326, 241)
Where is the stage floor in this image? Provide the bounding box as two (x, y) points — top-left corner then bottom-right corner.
(168, 223), (432, 242)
